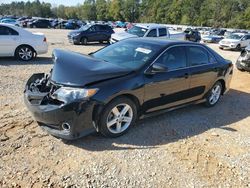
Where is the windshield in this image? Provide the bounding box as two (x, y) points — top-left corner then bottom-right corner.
(127, 26), (148, 37)
(92, 40), (162, 70)
(226, 34), (242, 40)
(79, 24), (91, 31)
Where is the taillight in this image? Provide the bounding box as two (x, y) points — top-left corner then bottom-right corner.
(43, 37), (47, 42)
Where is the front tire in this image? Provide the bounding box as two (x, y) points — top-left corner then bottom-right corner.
(236, 44), (241, 51)
(15, 46), (34, 61)
(99, 97), (137, 138)
(81, 37), (88, 45)
(205, 82), (222, 107)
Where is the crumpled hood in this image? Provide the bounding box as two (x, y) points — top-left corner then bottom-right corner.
(50, 49), (131, 87)
(111, 31), (138, 41)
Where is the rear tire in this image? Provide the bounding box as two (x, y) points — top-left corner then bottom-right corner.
(15, 46), (34, 61)
(98, 97), (137, 138)
(205, 82), (222, 107)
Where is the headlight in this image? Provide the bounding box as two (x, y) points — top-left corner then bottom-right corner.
(52, 87), (98, 103)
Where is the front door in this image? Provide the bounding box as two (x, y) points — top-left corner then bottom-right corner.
(143, 46), (190, 113)
(0, 26), (19, 56)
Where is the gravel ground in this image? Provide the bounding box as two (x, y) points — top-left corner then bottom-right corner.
(0, 29), (250, 188)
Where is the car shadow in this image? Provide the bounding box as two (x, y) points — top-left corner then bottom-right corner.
(0, 57), (52, 66)
(65, 89), (250, 151)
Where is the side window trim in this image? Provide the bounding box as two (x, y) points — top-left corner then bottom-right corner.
(145, 44), (216, 74)
(147, 29), (157, 37)
(147, 45), (188, 72)
(186, 45), (216, 68)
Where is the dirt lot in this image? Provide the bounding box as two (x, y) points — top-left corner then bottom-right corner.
(0, 29), (250, 188)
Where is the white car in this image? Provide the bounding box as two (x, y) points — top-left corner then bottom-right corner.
(0, 23), (48, 61)
(110, 24), (185, 44)
(219, 33), (250, 50)
(0, 18), (21, 27)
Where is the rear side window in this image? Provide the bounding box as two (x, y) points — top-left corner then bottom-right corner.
(159, 28), (167, 36)
(187, 46), (209, 66)
(155, 46), (187, 70)
(0, 26), (18, 35)
(147, 29), (157, 37)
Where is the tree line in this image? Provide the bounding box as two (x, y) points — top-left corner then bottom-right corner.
(0, 0), (250, 29)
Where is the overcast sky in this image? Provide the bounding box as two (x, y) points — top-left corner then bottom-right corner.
(1, 0), (84, 6)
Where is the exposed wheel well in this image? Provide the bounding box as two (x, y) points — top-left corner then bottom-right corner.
(217, 79), (226, 95)
(15, 44), (36, 56)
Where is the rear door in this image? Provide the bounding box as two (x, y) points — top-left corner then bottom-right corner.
(143, 46), (190, 112)
(0, 26), (19, 56)
(186, 45), (218, 101)
(87, 25), (99, 42)
(98, 25), (109, 41)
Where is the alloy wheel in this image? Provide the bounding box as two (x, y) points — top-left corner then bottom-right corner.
(106, 103), (133, 134)
(18, 47), (33, 61)
(209, 84), (222, 105)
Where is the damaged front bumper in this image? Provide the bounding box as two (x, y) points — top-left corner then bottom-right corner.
(24, 73), (97, 140)
(236, 51), (250, 72)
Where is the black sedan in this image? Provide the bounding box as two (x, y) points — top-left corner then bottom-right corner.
(68, 24), (114, 45)
(24, 38), (233, 140)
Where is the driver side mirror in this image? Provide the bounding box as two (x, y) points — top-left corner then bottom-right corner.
(146, 63), (168, 74)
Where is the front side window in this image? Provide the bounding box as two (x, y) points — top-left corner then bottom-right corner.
(0, 26), (18, 35)
(89, 26), (96, 32)
(147, 29), (157, 37)
(154, 46), (187, 70)
(187, 46), (209, 66)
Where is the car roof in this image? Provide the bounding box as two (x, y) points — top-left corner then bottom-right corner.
(233, 32), (246, 36)
(135, 23), (167, 29)
(0, 23), (31, 34)
(125, 37), (202, 47)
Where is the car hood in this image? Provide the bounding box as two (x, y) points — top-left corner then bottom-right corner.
(50, 49), (131, 87)
(221, 39), (240, 43)
(111, 31), (138, 41)
(68, 30), (82, 35)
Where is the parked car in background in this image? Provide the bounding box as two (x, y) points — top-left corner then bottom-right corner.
(65, 22), (80, 30)
(0, 18), (21, 27)
(111, 24), (185, 44)
(185, 29), (201, 42)
(21, 18), (34, 28)
(219, 33), (250, 50)
(68, 24), (114, 45)
(116, 21), (126, 28)
(28, 19), (51, 28)
(236, 45), (250, 72)
(51, 20), (67, 29)
(111, 24), (169, 44)
(24, 38), (233, 140)
(201, 35), (224, 43)
(0, 23), (48, 61)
